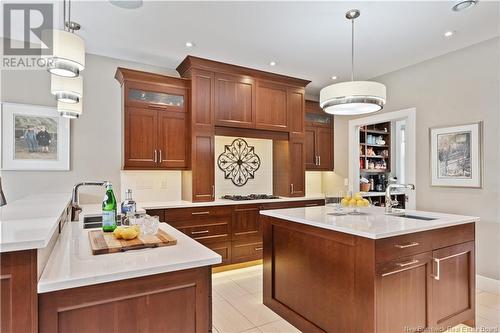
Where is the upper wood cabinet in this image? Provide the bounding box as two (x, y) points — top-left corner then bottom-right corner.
(305, 100), (334, 171)
(255, 81), (289, 132)
(214, 73), (255, 128)
(115, 67), (190, 170)
(288, 88), (305, 135)
(191, 70), (214, 128)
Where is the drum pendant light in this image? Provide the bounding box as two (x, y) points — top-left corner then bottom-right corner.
(320, 9), (386, 115)
(51, 75), (82, 103)
(47, 0), (85, 78)
(58, 99), (83, 119)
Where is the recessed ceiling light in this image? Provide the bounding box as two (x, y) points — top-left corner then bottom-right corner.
(444, 30), (456, 38)
(109, 0), (143, 9)
(331, 76), (337, 80)
(185, 41), (195, 48)
(269, 61), (276, 66)
(452, 0), (478, 12)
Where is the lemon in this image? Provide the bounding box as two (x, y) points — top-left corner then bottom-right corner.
(121, 227), (139, 240)
(356, 200), (365, 208)
(132, 224), (141, 233)
(349, 198), (358, 207)
(113, 226), (124, 239)
(362, 199), (370, 207)
(341, 198), (350, 207)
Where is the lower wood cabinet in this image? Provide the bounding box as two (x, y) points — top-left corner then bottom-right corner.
(0, 250), (38, 333)
(147, 199), (325, 266)
(39, 267), (212, 333)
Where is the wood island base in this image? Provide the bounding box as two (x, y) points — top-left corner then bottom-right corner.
(262, 215), (475, 333)
(38, 266), (212, 333)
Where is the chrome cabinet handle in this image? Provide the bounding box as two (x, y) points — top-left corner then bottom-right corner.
(254, 247), (263, 251)
(396, 259), (419, 267)
(315, 156), (319, 165)
(318, 155), (321, 166)
(305, 203), (318, 207)
(191, 211), (210, 216)
(394, 242), (420, 249)
(191, 230), (209, 235)
(154, 149), (157, 163)
(159, 150), (162, 163)
(212, 185), (215, 198)
(290, 184), (294, 194)
(431, 250), (469, 280)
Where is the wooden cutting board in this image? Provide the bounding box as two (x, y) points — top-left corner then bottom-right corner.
(89, 229), (177, 255)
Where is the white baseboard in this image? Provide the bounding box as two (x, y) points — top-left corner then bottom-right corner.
(477, 274), (500, 294)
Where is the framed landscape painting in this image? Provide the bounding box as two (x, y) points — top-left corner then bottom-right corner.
(1, 103), (70, 170)
(430, 122), (482, 188)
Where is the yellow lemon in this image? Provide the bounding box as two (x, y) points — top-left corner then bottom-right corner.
(341, 198), (350, 207)
(121, 227), (139, 240)
(356, 200), (365, 208)
(362, 199), (370, 207)
(349, 198), (358, 207)
(353, 193), (363, 201)
(113, 226), (124, 239)
(132, 224), (141, 233)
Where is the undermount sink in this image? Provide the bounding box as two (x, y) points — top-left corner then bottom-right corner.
(397, 214), (437, 221)
(83, 215), (121, 229)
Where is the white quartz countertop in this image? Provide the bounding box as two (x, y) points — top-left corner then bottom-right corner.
(38, 212), (222, 293)
(260, 206), (478, 239)
(0, 193), (70, 252)
(140, 195), (325, 210)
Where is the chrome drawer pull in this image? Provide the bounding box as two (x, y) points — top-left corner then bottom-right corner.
(254, 247), (263, 251)
(191, 211), (210, 215)
(396, 259), (419, 267)
(394, 242), (419, 249)
(431, 250), (469, 281)
(305, 203), (318, 207)
(191, 230), (209, 235)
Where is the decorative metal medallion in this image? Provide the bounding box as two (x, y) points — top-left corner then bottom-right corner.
(217, 138), (261, 187)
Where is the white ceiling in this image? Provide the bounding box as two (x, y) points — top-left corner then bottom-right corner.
(65, 1), (500, 94)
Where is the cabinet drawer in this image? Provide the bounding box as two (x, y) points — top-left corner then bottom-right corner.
(376, 252), (432, 276)
(178, 223), (229, 242)
(376, 232), (433, 263)
(231, 241), (263, 263)
(164, 206), (232, 222)
(204, 241), (231, 265)
(260, 199), (325, 210)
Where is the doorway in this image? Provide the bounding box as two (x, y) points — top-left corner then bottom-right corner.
(348, 108), (416, 209)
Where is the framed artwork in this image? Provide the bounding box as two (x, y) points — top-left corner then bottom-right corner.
(430, 122), (482, 188)
(1, 102), (70, 170)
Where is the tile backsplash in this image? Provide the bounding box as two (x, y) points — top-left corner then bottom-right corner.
(214, 136), (273, 197)
(120, 170), (182, 203)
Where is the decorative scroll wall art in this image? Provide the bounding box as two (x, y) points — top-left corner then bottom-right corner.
(217, 138), (261, 186)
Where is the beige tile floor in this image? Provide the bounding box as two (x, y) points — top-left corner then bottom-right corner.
(212, 265), (500, 333)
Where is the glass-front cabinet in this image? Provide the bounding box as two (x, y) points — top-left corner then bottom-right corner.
(128, 88), (184, 108)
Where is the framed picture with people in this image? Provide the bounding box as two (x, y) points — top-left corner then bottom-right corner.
(1, 102), (70, 170)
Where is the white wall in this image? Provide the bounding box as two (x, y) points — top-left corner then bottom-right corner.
(214, 136), (273, 196)
(1, 53), (178, 203)
(331, 37), (500, 280)
(120, 171), (182, 203)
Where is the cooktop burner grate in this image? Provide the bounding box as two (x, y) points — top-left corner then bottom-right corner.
(221, 194), (280, 201)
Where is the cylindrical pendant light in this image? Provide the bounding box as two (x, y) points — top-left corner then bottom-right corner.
(58, 100), (82, 118)
(320, 9), (386, 115)
(51, 75), (83, 103)
(47, 29), (85, 77)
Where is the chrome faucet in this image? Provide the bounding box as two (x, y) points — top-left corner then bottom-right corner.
(385, 183), (415, 214)
(71, 181), (110, 221)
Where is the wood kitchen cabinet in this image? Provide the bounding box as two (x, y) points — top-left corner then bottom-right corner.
(115, 68), (190, 170)
(305, 100), (334, 171)
(214, 73), (255, 128)
(232, 205), (262, 263)
(256, 81), (289, 131)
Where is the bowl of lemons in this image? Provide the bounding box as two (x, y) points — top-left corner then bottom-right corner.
(340, 193), (370, 215)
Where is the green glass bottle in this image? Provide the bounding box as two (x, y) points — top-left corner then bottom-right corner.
(102, 183), (117, 232)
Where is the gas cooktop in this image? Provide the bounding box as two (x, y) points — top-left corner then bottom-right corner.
(221, 194), (280, 201)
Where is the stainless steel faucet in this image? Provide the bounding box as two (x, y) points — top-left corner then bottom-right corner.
(0, 177), (6, 207)
(71, 181), (110, 221)
(385, 183), (415, 214)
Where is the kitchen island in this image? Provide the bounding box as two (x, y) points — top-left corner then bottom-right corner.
(260, 206), (478, 333)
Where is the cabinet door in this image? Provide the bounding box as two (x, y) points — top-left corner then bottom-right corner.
(192, 70), (214, 127)
(305, 127), (318, 170)
(376, 252), (433, 333)
(289, 139), (306, 196)
(232, 205), (261, 241)
(430, 241), (475, 329)
(317, 127), (333, 170)
(214, 73), (255, 128)
(158, 110), (188, 169)
(124, 107), (158, 169)
(192, 133), (215, 202)
(256, 81), (288, 131)
(288, 87), (305, 135)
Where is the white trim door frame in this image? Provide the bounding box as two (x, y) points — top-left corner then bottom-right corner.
(348, 108), (417, 209)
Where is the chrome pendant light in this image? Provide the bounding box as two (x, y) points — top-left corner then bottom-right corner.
(320, 9), (386, 115)
(47, 0), (85, 77)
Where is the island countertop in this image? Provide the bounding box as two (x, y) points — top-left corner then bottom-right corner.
(260, 206), (478, 239)
(38, 208), (222, 293)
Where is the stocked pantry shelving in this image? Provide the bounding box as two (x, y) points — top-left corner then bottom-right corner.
(359, 121), (391, 173)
